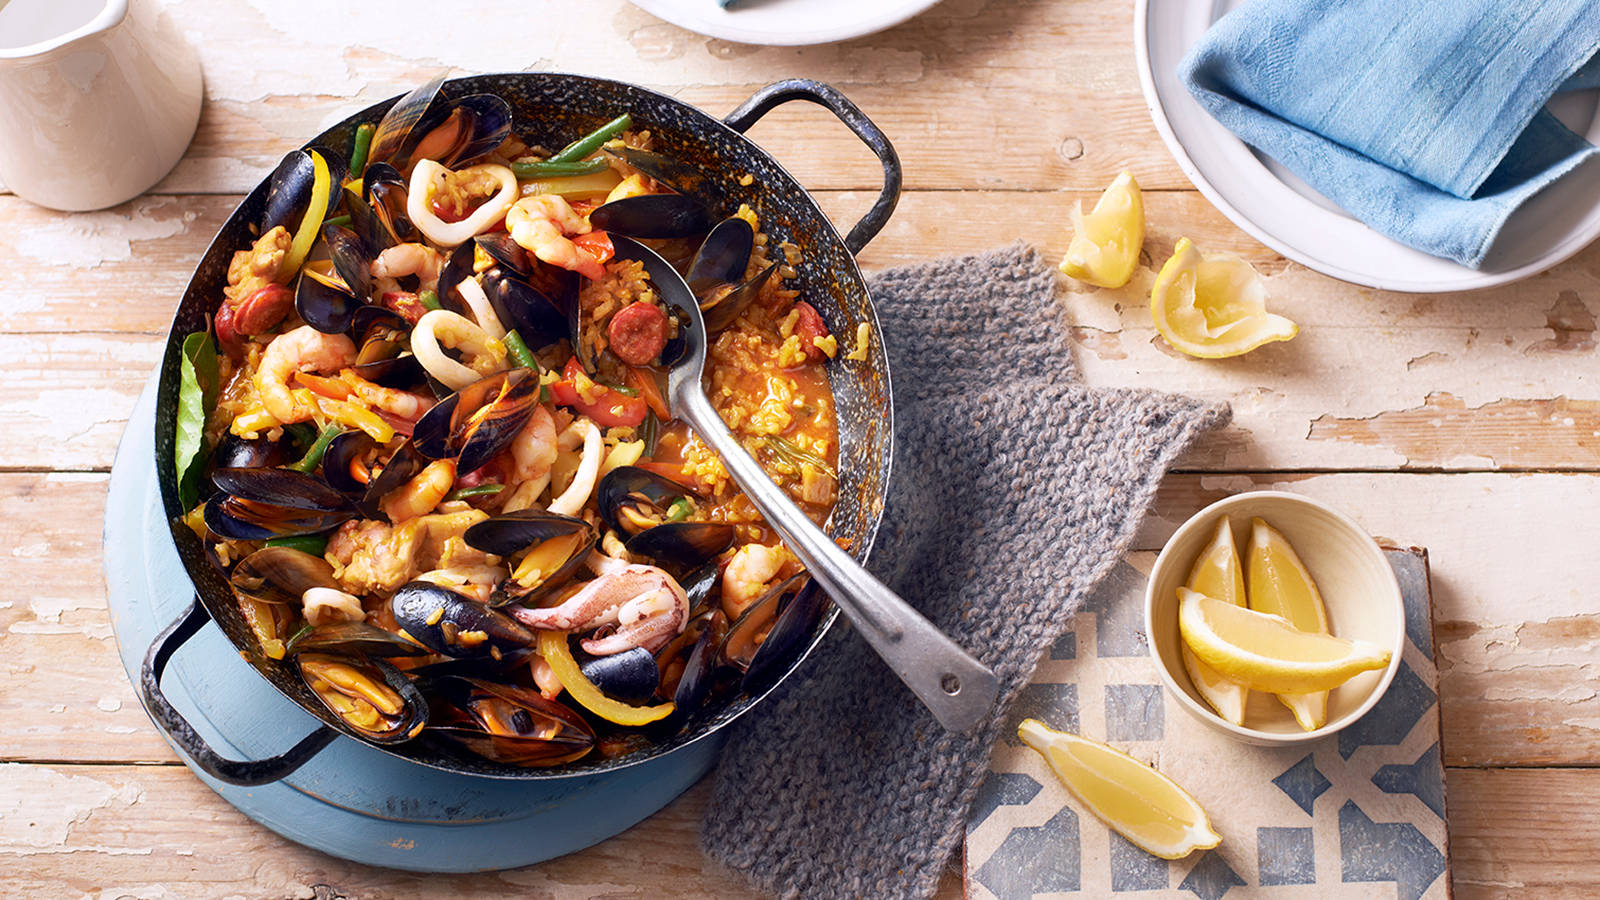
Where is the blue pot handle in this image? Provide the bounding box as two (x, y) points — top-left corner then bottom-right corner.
(140, 597), (337, 786)
(724, 79), (902, 256)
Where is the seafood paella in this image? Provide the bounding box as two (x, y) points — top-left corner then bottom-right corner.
(173, 80), (861, 766)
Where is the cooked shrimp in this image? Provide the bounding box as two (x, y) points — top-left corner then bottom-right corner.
(547, 419), (602, 516)
(339, 371), (434, 421)
(381, 459), (457, 523)
(530, 655), (564, 700)
(415, 565), (506, 606)
(506, 195), (605, 280)
(502, 405), (558, 512)
(301, 586), (364, 627)
(411, 309), (507, 390)
(371, 242), (445, 289)
(408, 161), (518, 247)
(256, 325), (358, 423)
(722, 542), (789, 620)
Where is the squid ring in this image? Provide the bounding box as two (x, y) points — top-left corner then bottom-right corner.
(411, 309), (506, 391)
(407, 161), (518, 247)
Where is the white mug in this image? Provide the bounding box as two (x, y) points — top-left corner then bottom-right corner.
(0, 0), (202, 211)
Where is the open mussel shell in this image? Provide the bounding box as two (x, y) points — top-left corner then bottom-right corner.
(432, 241), (477, 317)
(204, 468), (355, 540)
(702, 262), (779, 333)
(357, 440), (426, 519)
(576, 646), (660, 705)
(484, 269), (569, 350)
(287, 622), (430, 658)
(589, 194), (714, 240)
(228, 546), (337, 606)
(410, 93), (513, 168)
(603, 146), (719, 205)
(664, 610), (731, 719)
(679, 561), (719, 618)
(721, 573), (810, 672)
(212, 467), (351, 510)
(463, 512), (597, 606)
(321, 431), (376, 496)
(263, 150), (316, 232)
(350, 306), (424, 387)
(474, 233), (531, 276)
(297, 653), (427, 744)
(624, 522), (734, 569)
(741, 578), (828, 695)
(687, 216), (755, 292)
(391, 580), (536, 659)
(326, 224), (374, 301)
(411, 369), (540, 473)
(295, 260), (360, 335)
(596, 465), (703, 537)
(367, 75), (445, 169)
(352, 161), (416, 250)
(425, 676), (595, 767)
(213, 433), (289, 470)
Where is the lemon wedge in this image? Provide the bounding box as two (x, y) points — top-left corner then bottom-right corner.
(1059, 171), (1144, 288)
(1177, 588), (1390, 693)
(1018, 718), (1221, 860)
(1181, 517), (1249, 725)
(1150, 237), (1297, 358)
(1247, 518), (1330, 730)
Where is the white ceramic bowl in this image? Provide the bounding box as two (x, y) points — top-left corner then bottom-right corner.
(1144, 491), (1404, 746)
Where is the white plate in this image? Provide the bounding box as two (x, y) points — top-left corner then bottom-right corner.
(1135, 0), (1600, 292)
(628, 0), (941, 47)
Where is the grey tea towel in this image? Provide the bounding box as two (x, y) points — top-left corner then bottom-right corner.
(701, 244), (1230, 899)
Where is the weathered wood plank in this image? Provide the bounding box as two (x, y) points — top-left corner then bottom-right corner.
(10, 471), (1600, 767)
(0, 762), (1587, 898)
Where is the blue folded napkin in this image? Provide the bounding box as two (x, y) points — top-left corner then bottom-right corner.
(1180, 0), (1600, 267)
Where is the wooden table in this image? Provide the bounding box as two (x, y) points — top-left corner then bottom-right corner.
(4, 1), (1596, 896)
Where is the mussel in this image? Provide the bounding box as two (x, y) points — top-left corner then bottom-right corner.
(349, 306), (423, 387)
(228, 546), (337, 607)
(721, 574), (816, 674)
(213, 433), (290, 470)
(577, 646), (660, 705)
(702, 262), (779, 333)
(286, 621), (431, 658)
(597, 466), (733, 568)
(295, 225), (374, 334)
(366, 76), (445, 170)
(483, 268), (570, 350)
(366, 78), (511, 171)
(261, 146), (349, 233)
(411, 369), (541, 473)
(589, 193), (714, 240)
(740, 577), (829, 694)
(355, 439), (428, 520)
(321, 431), (376, 497)
(657, 609), (731, 720)
(425, 676), (594, 766)
(297, 653), (427, 744)
(462, 512), (597, 607)
(204, 467), (355, 540)
(390, 580), (536, 659)
(686, 216), (754, 293)
(349, 161), (417, 252)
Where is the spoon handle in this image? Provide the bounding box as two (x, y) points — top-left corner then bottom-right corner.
(675, 389), (999, 733)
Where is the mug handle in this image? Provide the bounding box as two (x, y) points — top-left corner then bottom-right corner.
(723, 79), (902, 256)
(140, 597), (337, 786)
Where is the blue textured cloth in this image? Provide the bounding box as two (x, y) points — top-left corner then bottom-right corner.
(1181, 0), (1600, 267)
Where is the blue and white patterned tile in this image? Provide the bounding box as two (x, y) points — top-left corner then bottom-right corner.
(967, 548), (1450, 899)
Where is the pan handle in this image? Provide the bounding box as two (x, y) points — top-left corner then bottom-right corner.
(140, 597), (337, 786)
(724, 79), (902, 256)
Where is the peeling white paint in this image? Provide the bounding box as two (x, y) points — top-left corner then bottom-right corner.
(97, 696), (122, 713)
(0, 766), (142, 850)
(6, 198), (190, 270)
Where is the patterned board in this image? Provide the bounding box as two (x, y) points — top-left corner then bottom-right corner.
(965, 548), (1448, 900)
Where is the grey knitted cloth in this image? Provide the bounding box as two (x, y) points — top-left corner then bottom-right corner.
(700, 244), (1230, 899)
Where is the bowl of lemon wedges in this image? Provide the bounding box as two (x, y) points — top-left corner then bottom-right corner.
(1145, 492), (1405, 745)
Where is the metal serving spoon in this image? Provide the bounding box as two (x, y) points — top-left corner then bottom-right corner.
(612, 237), (999, 733)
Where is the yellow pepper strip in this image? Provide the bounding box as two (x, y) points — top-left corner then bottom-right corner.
(536, 630), (675, 726)
(280, 150), (331, 279)
(314, 396), (395, 443)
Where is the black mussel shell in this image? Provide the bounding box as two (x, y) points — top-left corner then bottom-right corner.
(602, 146), (719, 205)
(367, 76), (445, 169)
(298, 653), (427, 744)
(405, 648), (533, 682)
(358, 440), (427, 519)
(474, 233), (531, 276)
(288, 622), (430, 658)
(411, 370), (540, 473)
(576, 646), (660, 704)
(350, 306), (424, 387)
(391, 580), (536, 659)
(687, 216), (755, 293)
(204, 495), (354, 541)
(669, 611), (730, 717)
(228, 546), (337, 606)
(211, 467), (351, 511)
(322, 431), (376, 496)
(295, 261), (360, 334)
(484, 269), (568, 350)
(589, 194), (714, 240)
(463, 511), (597, 607)
(741, 578), (828, 695)
(721, 573), (809, 671)
(351, 303), (407, 348)
(679, 562), (719, 618)
(362, 162), (418, 248)
(263, 150), (315, 233)
(351, 353), (424, 389)
(434, 93), (513, 167)
(597, 465), (702, 537)
(425, 677), (594, 767)
(432, 241), (476, 316)
(702, 262), (779, 333)
(624, 522), (734, 569)
(213, 433), (289, 470)
(325, 224), (374, 302)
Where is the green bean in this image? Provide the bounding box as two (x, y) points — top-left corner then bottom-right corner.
(446, 484), (507, 503)
(665, 498), (692, 522)
(609, 383), (640, 397)
(265, 534), (330, 556)
(419, 289), (442, 311)
(640, 412), (660, 457)
(348, 122), (375, 175)
(287, 424), (343, 473)
(551, 113), (633, 163)
(504, 329), (537, 370)
(510, 157), (610, 180)
(323, 213), (352, 229)
(285, 422), (318, 449)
